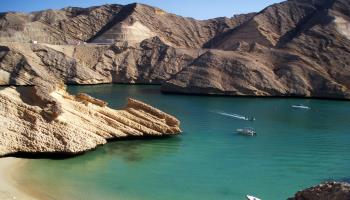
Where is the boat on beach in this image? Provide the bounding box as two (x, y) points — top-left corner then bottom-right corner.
(236, 128), (257, 136)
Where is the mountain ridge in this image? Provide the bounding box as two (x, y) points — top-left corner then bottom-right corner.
(1, 0), (350, 99)
(163, 0), (350, 99)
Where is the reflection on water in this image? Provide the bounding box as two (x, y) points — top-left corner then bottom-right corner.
(96, 137), (182, 163)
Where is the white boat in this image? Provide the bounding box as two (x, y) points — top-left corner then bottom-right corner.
(246, 195), (261, 200)
(291, 104), (311, 109)
(236, 127), (257, 136)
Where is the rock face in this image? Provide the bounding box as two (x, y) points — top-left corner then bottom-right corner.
(163, 0), (350, 99)
(0, 37), (196, 85)
(90, 3), (254, 48)
(0, 5), (123, 44)
(289, 182), (350, 200)
(0, 0), (350, 99)
(0, 82), (181, 156)
(0, 3), (253, 48)
(0, 3), (253, 85)
(162, 45), (350, 99)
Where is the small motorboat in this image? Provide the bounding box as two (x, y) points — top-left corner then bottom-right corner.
(248, 117), (256, 121)
(291, 104), (311, 110)
(236, 127), (257, 136)
(246, 195), (261, 200)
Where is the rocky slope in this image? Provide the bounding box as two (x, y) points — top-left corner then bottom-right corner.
(204, 0), (337, 49)
(289, 182), (350, 200)
(0, 0), (349, 99)
(163, 0), (350, 99)
(0, 37), (196, 85)
(90, 3), (254, 48)
(0, 3), (253, 48)
(0, 80), (181, 156)
(162, 44), (350, 99)
(0, 5), (123, 44)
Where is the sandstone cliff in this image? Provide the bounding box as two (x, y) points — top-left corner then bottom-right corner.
(0, 82), (181, 157)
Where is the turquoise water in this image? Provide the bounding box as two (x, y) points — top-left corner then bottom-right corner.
(16, 85), (350, 200)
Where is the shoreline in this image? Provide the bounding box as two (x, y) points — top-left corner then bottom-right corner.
(0, 158), (37, 200)
(2, 83), (349, 102)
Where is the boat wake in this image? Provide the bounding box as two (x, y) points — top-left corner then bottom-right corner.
(215, 111), (254, 121)
(291, 104), (311, 110)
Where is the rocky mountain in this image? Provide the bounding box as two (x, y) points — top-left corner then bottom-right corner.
(0, 3), (254, 86)
(0, 37), (196, 85)
(204, 0), (339, 49)
(0, 4), (123, 44)
(0, 0), (349, 99)
(90, 3), (254, 48)
(163, 0), (350, 99)
(0, 3), (253, 48)
(0, 80), (181, 157)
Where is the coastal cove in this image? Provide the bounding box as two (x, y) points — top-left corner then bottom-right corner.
(5, 84), (350, 200)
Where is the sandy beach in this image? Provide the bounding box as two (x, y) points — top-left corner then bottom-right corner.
(0, 158), (37, 200)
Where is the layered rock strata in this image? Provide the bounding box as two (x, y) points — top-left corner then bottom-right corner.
(162, 0), (350, 99)
(0, 83), (181, 156)
(1, 0), (350, 99)
(0, 37), (196, 85)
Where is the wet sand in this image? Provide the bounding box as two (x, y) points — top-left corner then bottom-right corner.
(0, 158), (37, 200)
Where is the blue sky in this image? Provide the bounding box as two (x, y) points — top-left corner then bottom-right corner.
(0, 0), (284, 20)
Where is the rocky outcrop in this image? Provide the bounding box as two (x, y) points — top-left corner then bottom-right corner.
(0, 82), (181, 157)
(289, 182), (350, 200)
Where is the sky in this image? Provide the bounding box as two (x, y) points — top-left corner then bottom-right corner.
(0, 0), (285, 20)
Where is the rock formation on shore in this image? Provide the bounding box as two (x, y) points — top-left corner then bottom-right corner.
(0, 0), (350, 99)
(289, 182), (350, 200)
(0, 81), (181, 157)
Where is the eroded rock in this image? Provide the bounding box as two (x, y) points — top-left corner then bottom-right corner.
(1, 0), (350, 99)
(163, 0), (350, 99)
(289, 182), (350, 200)
(0, 83), (181, 157)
